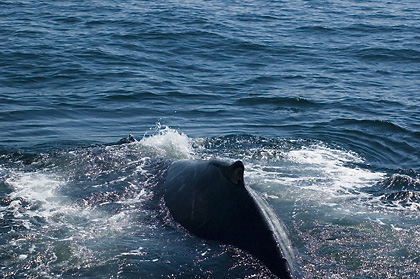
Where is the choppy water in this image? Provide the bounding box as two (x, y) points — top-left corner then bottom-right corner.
(1, 0), (420, 278)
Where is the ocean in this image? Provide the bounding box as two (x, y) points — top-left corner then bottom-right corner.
(1, 0), (419, 278)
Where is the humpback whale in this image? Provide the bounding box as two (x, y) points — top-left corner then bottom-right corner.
(163, 160), (293, 279)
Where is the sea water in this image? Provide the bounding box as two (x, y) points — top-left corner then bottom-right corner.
(1, 0), (419, 278)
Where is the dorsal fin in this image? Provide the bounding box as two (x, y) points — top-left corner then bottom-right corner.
(216, 160), (244, 186)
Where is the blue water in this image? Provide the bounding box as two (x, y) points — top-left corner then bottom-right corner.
(1, 0), (419, 278)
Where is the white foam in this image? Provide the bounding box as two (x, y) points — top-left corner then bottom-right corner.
(3, 168), (144, 238)
(285, 144), (385, 199)
(139, 125), (193, 159)
(7, 171), (61, 202)
(6, 171), (65, 222)
(244, 143), (386, 219)
(18, 254), (28, 260)
(119, 247), (145, 257)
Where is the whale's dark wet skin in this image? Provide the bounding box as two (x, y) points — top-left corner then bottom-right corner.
(164, 160), (292, 279)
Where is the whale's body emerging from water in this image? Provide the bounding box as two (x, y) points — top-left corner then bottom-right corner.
(163, 160), (293, 279)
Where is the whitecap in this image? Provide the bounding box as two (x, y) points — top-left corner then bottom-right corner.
(139, 125), (193, 159)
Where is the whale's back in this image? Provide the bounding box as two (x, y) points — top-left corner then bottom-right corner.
(163, 160), (293, 279)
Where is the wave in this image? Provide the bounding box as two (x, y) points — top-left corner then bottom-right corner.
(296, 25), (337, 34)
(354, 47), (420, 63)
(344, 23), (408, 34)
(316, 118), (420, 171)
(236, 96), (319, 110)
(102, 91), (162, 102)
(371, 170), (420, 211)
(379, 169), (420, 191)
(381, 191), (420, 209)
(330, 118), (410, 134)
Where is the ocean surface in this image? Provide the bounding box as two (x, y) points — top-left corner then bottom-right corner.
(1, 0), (420, 278)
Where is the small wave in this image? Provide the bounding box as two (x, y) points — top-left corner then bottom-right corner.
(296, 25), (337, 34)
(380, 191), (420, 209)
(331, 118), (408, 134)
(344, 23), (404, 34)
(54, 15), (82, 24)
(236, 96), (318, 110)
(102, 90), (161, 102)
(378, 170), (420, 191)
(85, 19), (140, 28)
(371, 170), (420, 211)
(356, 47), (420, 63)
(323, 118), (420, 170)
(166, 91), (213, 100)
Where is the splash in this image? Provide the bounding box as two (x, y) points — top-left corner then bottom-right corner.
(139, 125), (193, 159)
(5, 171), (65, 224)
